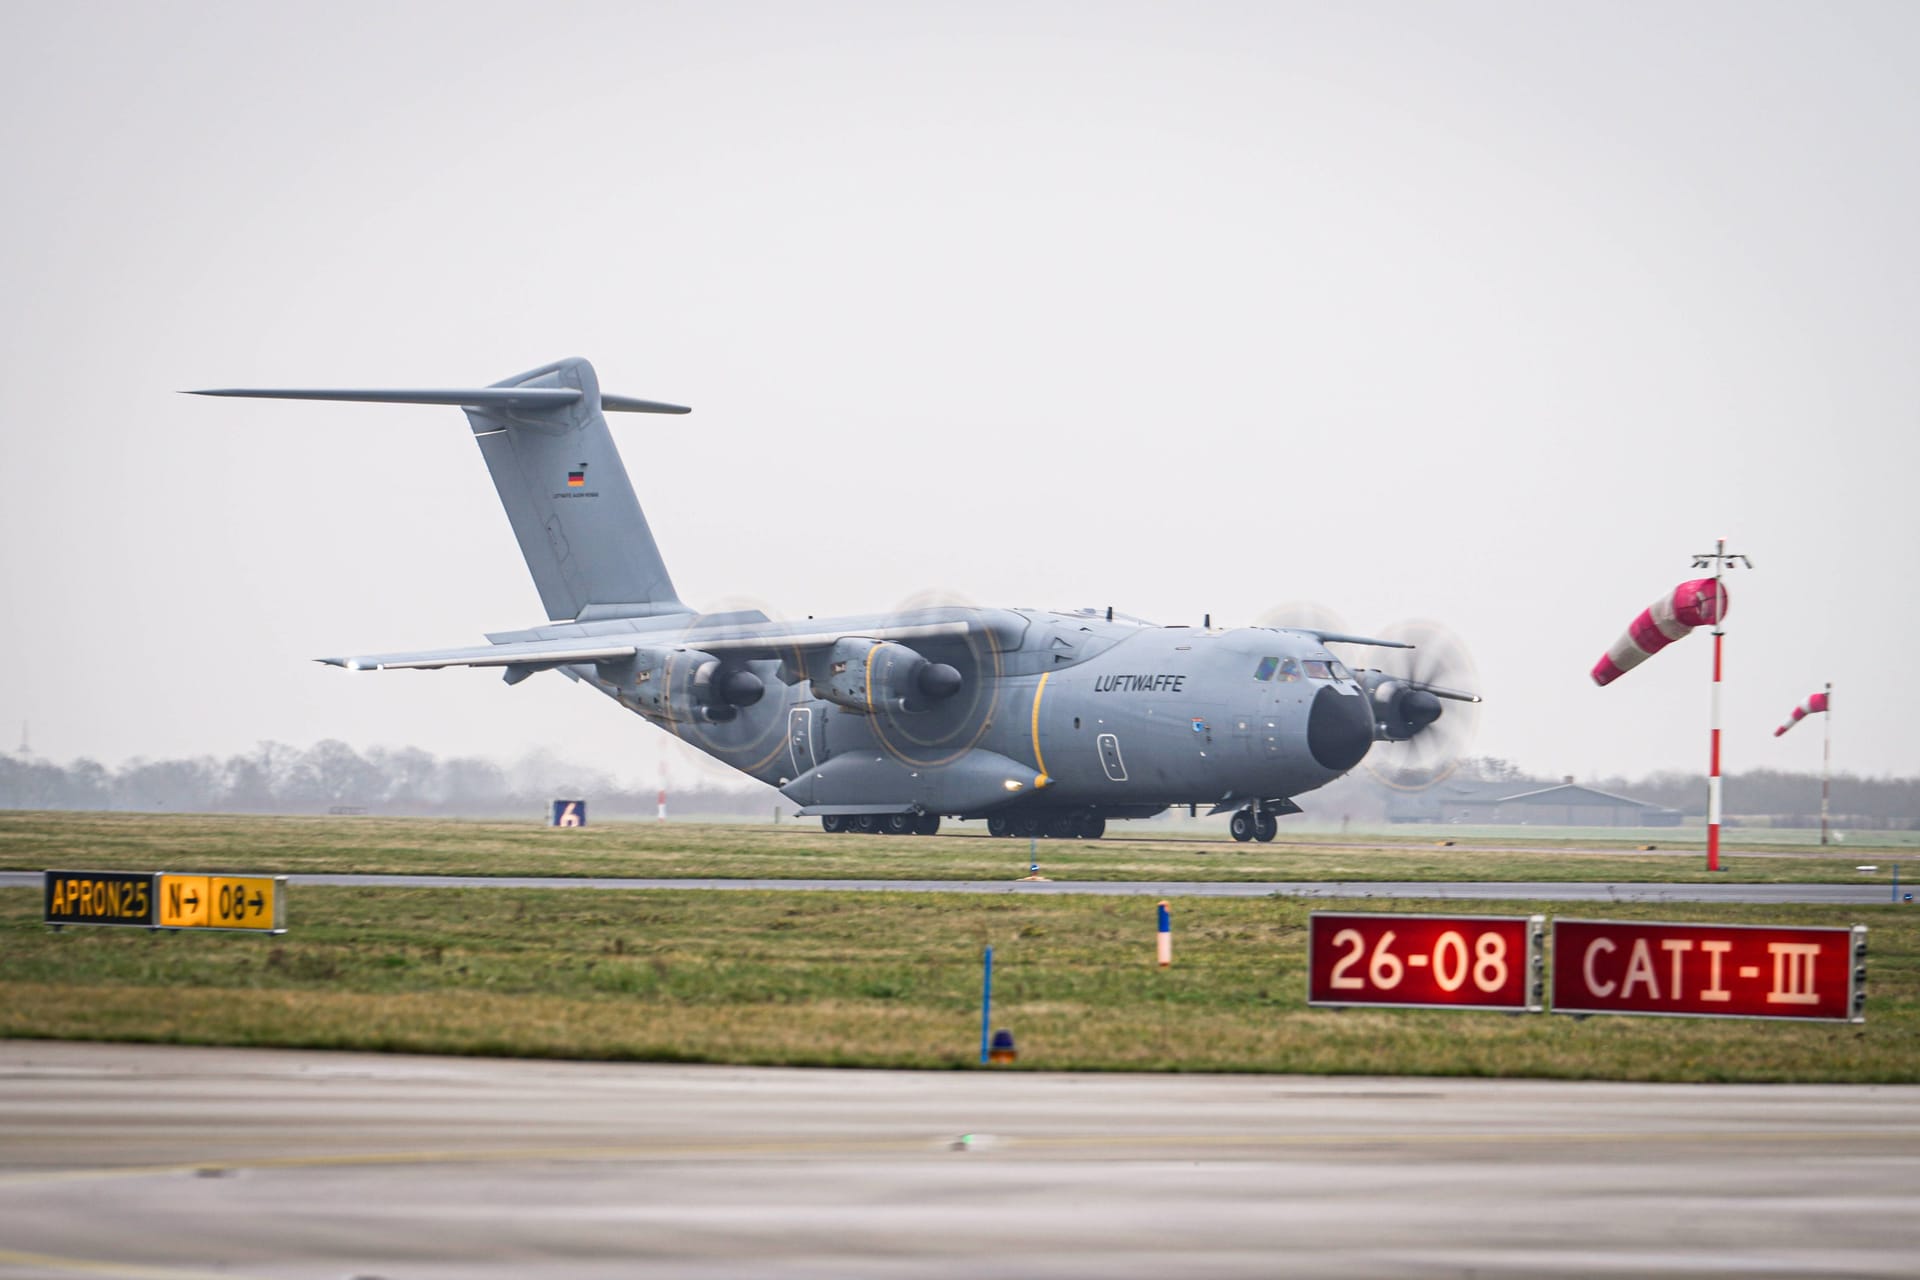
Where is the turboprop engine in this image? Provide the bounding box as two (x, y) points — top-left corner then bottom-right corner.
(606, 647), (765, 723)
(1361, 672), (1444, 742)
(811, 638), (962, 715)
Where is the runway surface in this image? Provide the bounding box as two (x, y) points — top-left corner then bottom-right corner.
(2, 870), (1902, 903)
(2, 1041), (1917, 1278)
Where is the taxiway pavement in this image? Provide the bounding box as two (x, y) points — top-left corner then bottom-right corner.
(3, 1042), (1917, 1277)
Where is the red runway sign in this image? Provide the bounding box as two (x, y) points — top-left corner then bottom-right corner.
(1308, 913), (1544, 1012)
(1551, 919), (1866, 1022)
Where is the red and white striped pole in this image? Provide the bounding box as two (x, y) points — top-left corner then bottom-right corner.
(1591, 543), (1746, 871)
(1822, 682), (1833, 846)
(1707, 554), (1725, 873)
(1774, 687), (1832, 840)
(1697, 537), (1751, 872)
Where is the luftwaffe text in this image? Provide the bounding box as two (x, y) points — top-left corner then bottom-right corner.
(1092, 674), (1186, 693)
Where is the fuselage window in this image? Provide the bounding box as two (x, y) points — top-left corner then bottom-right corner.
(1254, 656), (1278, 681)
(1302, 659), (1333, 680)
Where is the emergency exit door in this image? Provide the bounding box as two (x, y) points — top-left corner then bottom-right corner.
(1097, 733), (1128, 782)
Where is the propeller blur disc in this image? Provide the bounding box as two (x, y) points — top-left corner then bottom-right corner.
(674, 596), (805, 776)
(1358, 619), (1482, 792)
(867, 590), (1010, 769)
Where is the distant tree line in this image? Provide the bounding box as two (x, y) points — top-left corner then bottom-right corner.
(1579, 767), (1920, 830)
(2, 745), (1916, 827)
(0, 742), (781, 819)
(1462, 757), (1920, 830)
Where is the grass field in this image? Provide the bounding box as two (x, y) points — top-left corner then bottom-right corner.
(3, 885), (1912, 1081)
(1, 811), (1909, 884)
(4, 811), (1912, 1081)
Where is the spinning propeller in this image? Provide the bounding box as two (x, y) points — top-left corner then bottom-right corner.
(672, 597), (808, 776)
(864, 590), (1011, 769)
(1341, 619), (1482, 791)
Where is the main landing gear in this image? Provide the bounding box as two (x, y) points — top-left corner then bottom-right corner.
(1229, 808), (1280, 843)
(986, 814), (1106, 840)
(821, 814), (941, 835)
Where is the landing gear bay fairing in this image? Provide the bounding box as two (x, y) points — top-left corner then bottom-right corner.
(194, 358), (1479, 840)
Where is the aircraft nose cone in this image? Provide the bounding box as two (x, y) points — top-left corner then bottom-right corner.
(1307, 686), (1373, 773)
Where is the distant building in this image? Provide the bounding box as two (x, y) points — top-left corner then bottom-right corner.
(1386, 777), (1683, 827)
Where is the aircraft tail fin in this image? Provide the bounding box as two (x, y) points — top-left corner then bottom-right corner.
(189, 357), (688, 622)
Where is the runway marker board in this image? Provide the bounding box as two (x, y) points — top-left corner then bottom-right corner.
(1551, 919), (1865, 1022)
(46, 871), (286, 934)
(44, 871), (155, 928)
(1308, 912), (1545, 1013)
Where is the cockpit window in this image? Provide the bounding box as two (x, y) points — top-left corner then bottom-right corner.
(1302, 660), (1333, 680)
(1328, 660), (1353, 681)
(1254, 656), (1278, 681)
(1276, 658), (1300, 682)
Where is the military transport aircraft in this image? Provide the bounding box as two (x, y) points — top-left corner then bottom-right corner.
(193, 358), (1479, 841)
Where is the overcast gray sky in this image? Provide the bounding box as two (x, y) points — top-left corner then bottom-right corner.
(2, 1), (1915, 789)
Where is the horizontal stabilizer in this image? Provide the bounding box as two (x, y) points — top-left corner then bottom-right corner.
(600, 393), (694, 415)
(187, 387), (690, 414)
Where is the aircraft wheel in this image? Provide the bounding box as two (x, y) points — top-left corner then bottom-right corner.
(884, 813), (915, 835)
(915, 814), (941, 836)
(1015, 816), (1043, 839)
(1230, 810), (1256, 843)
(821, 815), (845, 834)
(1254, 812), (1278, 843)
(1045, 815), (1078, 840)
(854, 815), (879, 834)
(1075, 815), (1106, 840)
(987, 816), (1012, 838)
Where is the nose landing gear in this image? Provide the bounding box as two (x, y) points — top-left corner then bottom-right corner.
(1230, 806), (1280, 843)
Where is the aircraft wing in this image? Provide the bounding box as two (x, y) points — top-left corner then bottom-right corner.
(318, 639), (643, 671)
(683, 620), (974, 661)
(320, 620), (978, 672)
(1302, 630), (1414, 649)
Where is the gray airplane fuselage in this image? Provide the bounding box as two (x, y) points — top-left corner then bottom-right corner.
(489, 604), (1374, 824)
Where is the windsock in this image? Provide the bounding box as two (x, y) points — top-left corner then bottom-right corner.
(1591, 578), (1729, 686)
(1774, 690), (1830, 737)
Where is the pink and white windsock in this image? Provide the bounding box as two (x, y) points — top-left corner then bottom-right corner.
(1774, 691), (1830, 737)
(1590, 578), (1729, 687)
